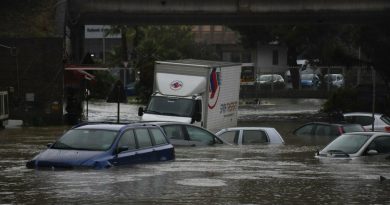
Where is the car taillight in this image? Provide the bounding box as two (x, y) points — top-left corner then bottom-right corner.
(339, 126), (344, 134)
(385, 126), (390, 132)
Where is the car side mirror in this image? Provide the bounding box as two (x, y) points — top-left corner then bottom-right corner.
(367, 149), (379, 155)
(138, 107), (144, 116)
(46, 143), (53, 148)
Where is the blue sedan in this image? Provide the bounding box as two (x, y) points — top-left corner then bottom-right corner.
(26, 123), (175, 169)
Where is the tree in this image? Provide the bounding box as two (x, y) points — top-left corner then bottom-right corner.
(0, 0), (57, 37)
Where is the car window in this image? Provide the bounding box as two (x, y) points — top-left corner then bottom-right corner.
(314, 125), (331, 137)
(294, 124), (314, 136)
(186, 126), (215, 144)
(118, 130), (136, 150)
(355, 116), (374, 126)
(150, 128), (168, 145)
(329, 126), (342, 137)
(218, 130), (239, 144)
(367, 136), (390, 154)
(242, 130), (269, 144)
(162, 125), (186, 140)
(380, 115), (390, 125)
(343, 124), (365, 133)
(134, 129), (153, 148)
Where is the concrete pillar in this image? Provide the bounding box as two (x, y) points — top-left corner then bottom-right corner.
(70, 23), (85, 64)
(54, 0), (67, 37)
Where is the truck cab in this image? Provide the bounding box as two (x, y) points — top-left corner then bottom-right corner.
(139, 93), (202, 125)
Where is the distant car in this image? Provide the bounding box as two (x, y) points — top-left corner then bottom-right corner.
(300, 73), (320, 88)
(344, 112), (390, 132)
(215, 127), (285, 145)
(315, 132), (390, 159)
(26, 123), (175, 169)
(151, 122), (225, 147)
(324, 74), (344, 88)
(256, 74), (285, 89)
(293, 122), (365, 142)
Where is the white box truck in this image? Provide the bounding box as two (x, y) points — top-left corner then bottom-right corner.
(138, 59), (241, 132)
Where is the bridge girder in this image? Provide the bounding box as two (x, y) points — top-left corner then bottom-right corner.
(67, 0), (390, 25)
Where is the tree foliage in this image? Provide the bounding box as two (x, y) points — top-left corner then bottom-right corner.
(0, 0), (57, 37)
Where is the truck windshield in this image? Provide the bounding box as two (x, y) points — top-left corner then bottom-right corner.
(146, 96), (195, 117)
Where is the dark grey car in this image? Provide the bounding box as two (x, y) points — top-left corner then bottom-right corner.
(150, 122), (225, 147)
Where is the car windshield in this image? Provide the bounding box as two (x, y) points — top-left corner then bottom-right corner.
(51, 129), (118, 151)
(320, 134), (371, 154)
(146, 96), (195, 117)
(259, 75), (272, 81)
(301, 74), (314, 80)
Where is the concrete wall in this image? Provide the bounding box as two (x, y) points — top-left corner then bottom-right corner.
(0, 38), (64, 125)
(256, 45), (288, 74)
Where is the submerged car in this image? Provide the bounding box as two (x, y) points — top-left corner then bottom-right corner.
(151, 122), (225, 147)
(293, 122), (365, 144)
(215, 127), (285, 145)
(26, 123), (175, 169)
(315, 132), (390, 159)
(344, 112), (390, 132)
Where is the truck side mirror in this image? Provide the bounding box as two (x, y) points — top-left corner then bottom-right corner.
(138, 107), (144, 116)
(193, 112), (201, 122)
(191, 100), (202, 123)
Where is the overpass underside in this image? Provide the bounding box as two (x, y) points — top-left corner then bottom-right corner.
(67, 0), (390, 25)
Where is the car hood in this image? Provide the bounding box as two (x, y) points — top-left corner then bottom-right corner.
(31, 149), (106, 168)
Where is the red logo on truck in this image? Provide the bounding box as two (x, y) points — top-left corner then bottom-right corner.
(170, 80), (183, 90)
(208, 68), (221, 109)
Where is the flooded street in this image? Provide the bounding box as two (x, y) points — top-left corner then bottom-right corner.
(1, 99), (390, 204)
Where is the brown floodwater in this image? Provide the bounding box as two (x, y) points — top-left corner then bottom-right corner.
(1, 100), (389, 204)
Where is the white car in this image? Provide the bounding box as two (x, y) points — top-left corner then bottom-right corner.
(315, 132), (390, 159)
(344, 112), (390, 132)
(324, 74), (344, 88)
(215, 127), (285, 145)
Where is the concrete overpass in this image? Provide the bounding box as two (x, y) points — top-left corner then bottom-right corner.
(67, 0), (390, 25)
(62, 0), (390, 62)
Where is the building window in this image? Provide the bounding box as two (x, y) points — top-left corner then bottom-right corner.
(192, 26), (199, 32)
(272, 50), (279, 65)
(213, 25), (223, 32)
(201, 25), (211, 32)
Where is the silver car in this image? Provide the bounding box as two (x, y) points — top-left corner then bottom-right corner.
(344, 112), (390, 132)
(215, 127), (285, 145)
(316, 132), (390, 159)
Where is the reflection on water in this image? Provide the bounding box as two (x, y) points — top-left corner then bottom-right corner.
(1, 101), (390, 204)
